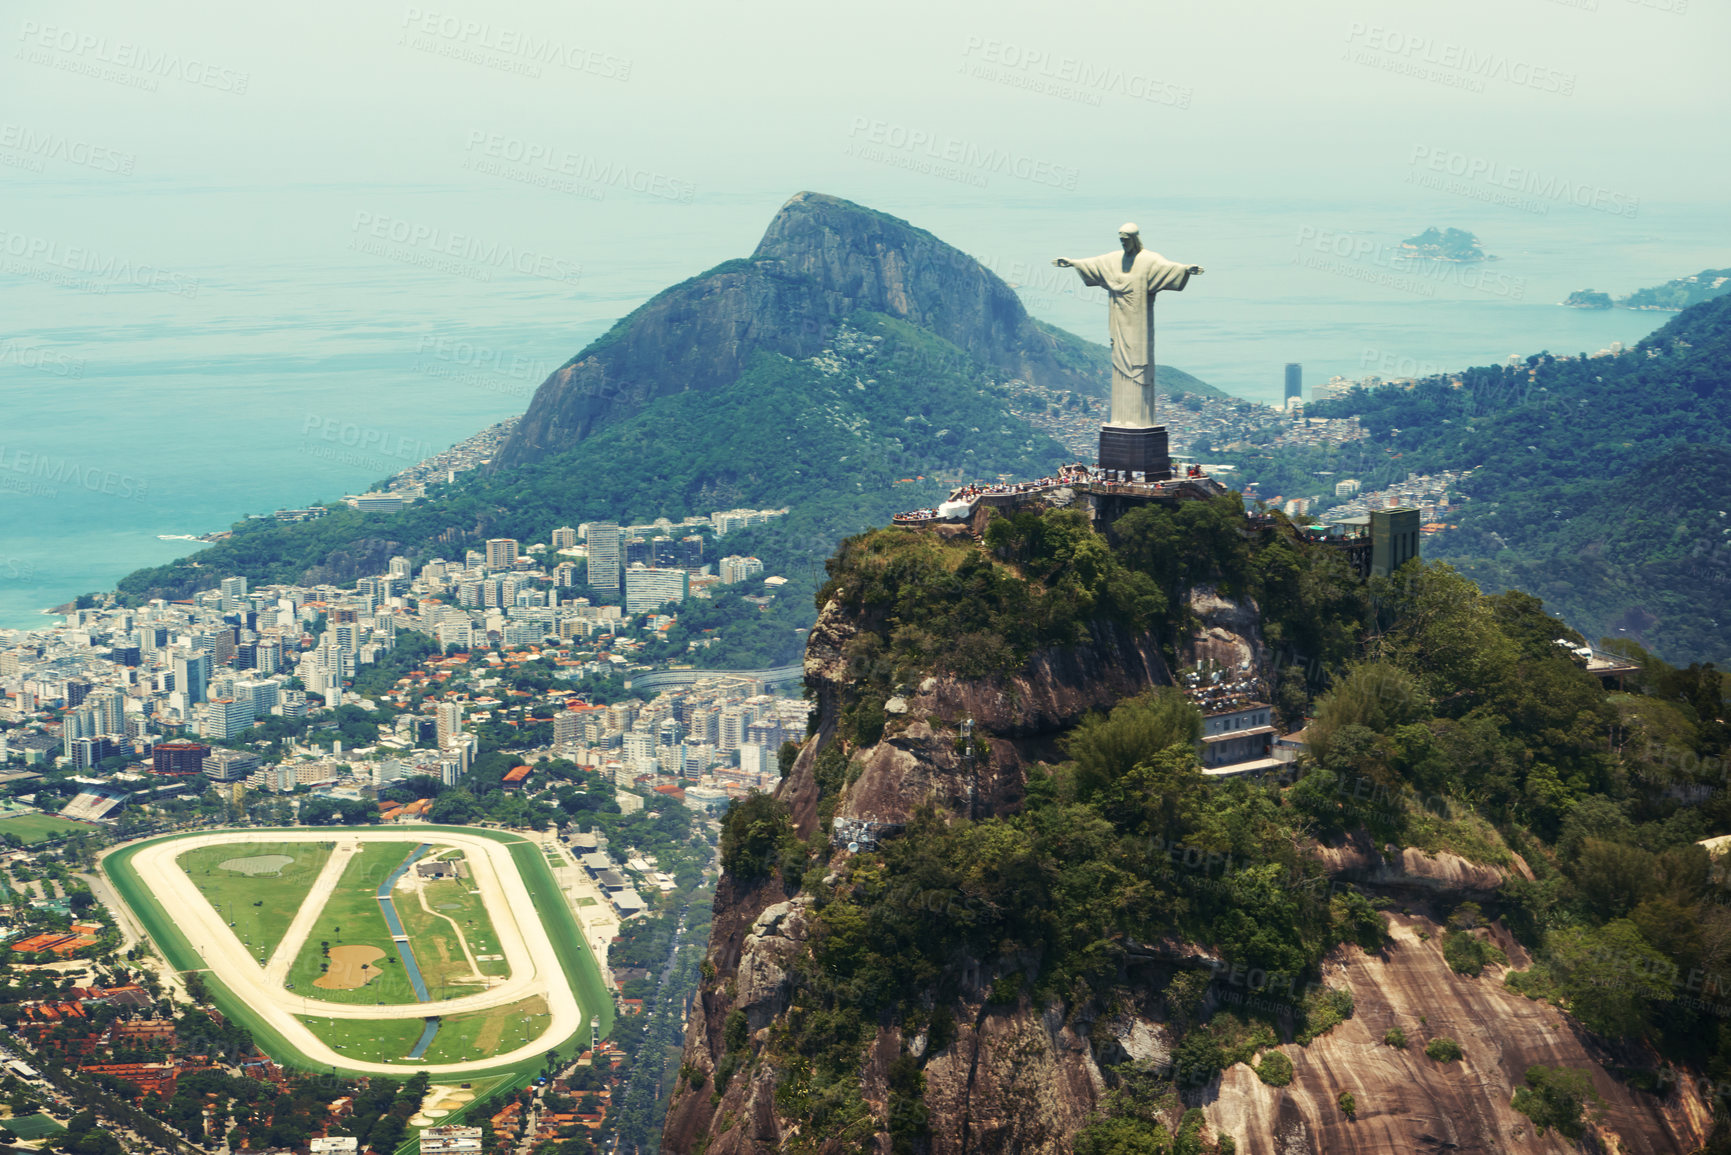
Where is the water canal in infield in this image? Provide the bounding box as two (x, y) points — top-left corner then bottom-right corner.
(377, 843), (441, 1056)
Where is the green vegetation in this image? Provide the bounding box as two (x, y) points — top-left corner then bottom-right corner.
(1335, 1090), (1357, 1118)
(1254, 1050), (1293, 1087)
(297, 995), (550, 1065)
(719, 792), (795, 882)
(1441, 930), (1507, 977)
(394, 867), (512, 991)
(1383, 1027), (1406, 1048)
(1401, 226), (1487, 261)
(109, 311), (1074, 668)
(1620, 267), (1731, 310)
(818, 493), (1364, 734)
(1424, 1038), (1462, 1062)
(0, 814), (94, 844)
(285, 842), (430, 1005)
(1510, 1065), (1605, 1139)
(175, 841), (334, 960)
(1251, 295), (1731, 663)
(725, 498), (1731, 1149)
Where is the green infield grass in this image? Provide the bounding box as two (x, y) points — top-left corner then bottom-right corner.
(175, 840), (335, 961)
(395, 866), (512, 995)
(297, 995), (551, 1066)
(286, 841), (431, 1006)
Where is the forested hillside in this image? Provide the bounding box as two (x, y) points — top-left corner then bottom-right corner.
(672, 500), (1731, 1154)
(1257, 295), (1731, 662)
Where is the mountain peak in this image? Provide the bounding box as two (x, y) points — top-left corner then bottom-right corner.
(494, 193), (1107, 468)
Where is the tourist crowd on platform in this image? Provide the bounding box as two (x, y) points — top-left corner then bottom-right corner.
(892, 462), (1223, 523)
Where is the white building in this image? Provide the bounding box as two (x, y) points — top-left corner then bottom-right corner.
(624, 565), (689, 613)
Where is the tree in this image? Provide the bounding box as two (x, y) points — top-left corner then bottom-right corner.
(1544, 920), (1673, 1037)
(429, 789), (480, 824)
(719, 792), (793, 881)
(1063, 688), (1203, 809)
(1511, 1065), (1604, 1139)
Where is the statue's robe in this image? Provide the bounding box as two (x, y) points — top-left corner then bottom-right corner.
(1066, 248), (1193, 427)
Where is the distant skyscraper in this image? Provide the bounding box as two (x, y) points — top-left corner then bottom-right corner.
(485, 538), (520, 571)
(551, 526), (577, 550)
(173, 650), (210, 705)
(1284, 362), (1303, 405)
(588, 522), (622, 592)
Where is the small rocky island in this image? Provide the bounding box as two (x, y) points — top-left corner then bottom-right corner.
(1563, 289), (1613, 309)
(1399, 226), (1489, 262)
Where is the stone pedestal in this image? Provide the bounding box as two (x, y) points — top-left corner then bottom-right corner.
(1097, 425), (1171, 480)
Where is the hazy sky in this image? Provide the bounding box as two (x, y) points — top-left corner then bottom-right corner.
(6, 0), (1722, 210)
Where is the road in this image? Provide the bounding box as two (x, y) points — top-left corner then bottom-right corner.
(102, 829), (582, 1076)
(77, 868), (188, 1003)
(621, 664), (804, 694)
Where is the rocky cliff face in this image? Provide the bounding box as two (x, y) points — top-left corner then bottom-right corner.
(664, 599), (1186, 1155)
(495, 192), (1107, 467)
(665, 580), (1712, 1155)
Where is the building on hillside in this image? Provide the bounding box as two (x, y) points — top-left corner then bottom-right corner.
(624, 565), (689, 613)
(1370, 506), (1421, 578)
(718, 555), (764, 585)
(1200, 702), (1278, 773)
(587, 522), (622, 592)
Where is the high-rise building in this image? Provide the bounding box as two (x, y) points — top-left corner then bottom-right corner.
(202, 697), (256, 740)
(553, 562), (578, 588)
(389, 556), (413, 579)
(87, 688), (126, 736)
(719, 707), (746, 752)
(554, 710), (586, 747)
(173, 650), (210, 705)
(551, 526), (577, 550)
(587, 522), (622, 592)
(1370, 506), (1422, 578)
(153, 739), (209, 776)
(739, 742), (767, 779)
(1284, 362), (1303, 405)
(624, 537), (651, 566)
(436, 701), (465, 747)
(624, 565), (690, 613)
(485, 538), (520, 571)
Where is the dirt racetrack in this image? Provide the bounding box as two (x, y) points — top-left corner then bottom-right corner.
(110, 829), (582, 1076)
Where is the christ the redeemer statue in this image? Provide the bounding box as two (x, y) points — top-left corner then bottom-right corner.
(1054, 223), (1203, 429)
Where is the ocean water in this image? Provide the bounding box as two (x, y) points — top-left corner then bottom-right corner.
(1, 179), (1718, 629)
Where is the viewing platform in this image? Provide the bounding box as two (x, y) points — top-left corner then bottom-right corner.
(892, 463), (1231, 530)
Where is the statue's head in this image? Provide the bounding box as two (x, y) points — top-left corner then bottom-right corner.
(1118, 223), (1142, 255)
